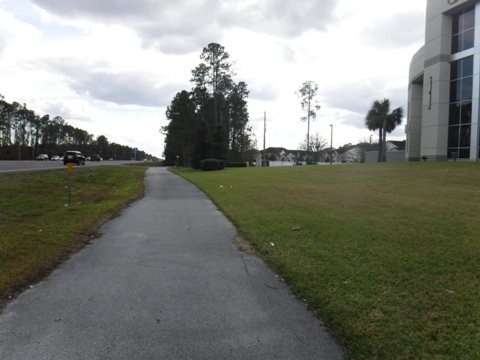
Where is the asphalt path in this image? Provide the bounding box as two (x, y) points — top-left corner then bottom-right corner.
(0, 167), (345, 359)
(0, 160), (135, 173)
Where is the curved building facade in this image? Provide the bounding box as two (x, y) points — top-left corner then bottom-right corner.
(407, 0), (480, 161)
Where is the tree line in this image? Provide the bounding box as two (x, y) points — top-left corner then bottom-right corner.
(162, 43), (403, 166)
(0, 95), (153, 161)
(161, 43), (255, 167)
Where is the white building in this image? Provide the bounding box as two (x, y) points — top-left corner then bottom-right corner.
(407, 0), (480, 161)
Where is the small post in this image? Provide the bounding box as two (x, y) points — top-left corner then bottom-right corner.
(263, 112), (266, 167)
(67, 163), (73, 205)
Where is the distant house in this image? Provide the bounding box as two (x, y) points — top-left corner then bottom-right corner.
(365, 140), (407, 163)
(242, 148), (260, 163)
(252, 142), (406, 165)
(338, 145), (364, 163)
(256, 147), (290, 163)
(319, 149), (338, 163)
(386, 140), (406, 152)
(256, 147), (297, 163)
(256, 147), (338, 165)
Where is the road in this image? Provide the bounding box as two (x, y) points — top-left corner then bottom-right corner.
(0, 160), (137, 173)
(0, 167), (345, 359)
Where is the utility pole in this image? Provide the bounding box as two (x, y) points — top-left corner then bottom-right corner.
(330, 124), (333, 165)
(263, 112), (266, 167)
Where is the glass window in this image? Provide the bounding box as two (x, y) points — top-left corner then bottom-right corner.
(451, 61), (460, 80)
(449, 103), (460, 125)
(448, 55), (474, 159)
(461, 56), (474, 77)
(450, 80), (459, 102)
(464, 6), (476, 30)
(461, 77), (473, 101)
(448, 126), (459, 147)
(452, 14), (460, 35)
(452, 35), (460, 54)
(448, 149), (458, 158)
(464, 29), (475, 49)
(452, 6), (476, 54)
(459, 148), (470, 158)
(460, 125), (471, 147)
(460, 102), (472, 124)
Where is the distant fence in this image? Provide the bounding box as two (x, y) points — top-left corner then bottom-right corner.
(365, 151), (406, 163)
(253, 160), (296, 166)
(253, 161), (337, 167)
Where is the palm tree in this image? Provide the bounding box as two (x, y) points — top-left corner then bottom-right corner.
(365, 99), (404, 162)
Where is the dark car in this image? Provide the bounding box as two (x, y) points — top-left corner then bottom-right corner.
(90, 154), (101, 162)
(63, 150), (86, 165)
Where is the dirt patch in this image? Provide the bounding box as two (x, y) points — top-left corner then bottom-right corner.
(234, 235), (257, 255)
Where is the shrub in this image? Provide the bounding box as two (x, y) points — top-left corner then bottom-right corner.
(200, 158), (221, 171)
(226, 161), (248, 168)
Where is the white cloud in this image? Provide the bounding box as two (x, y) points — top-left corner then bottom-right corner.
(360, 11), (426, 50)
(0, 7), (42, 57)
(22, 54), (192, 108)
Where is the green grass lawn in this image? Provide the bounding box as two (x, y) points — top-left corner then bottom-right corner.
(173, 162), (480, 359)
(2, 163), (479, 359)
(0, 166), (146, 307)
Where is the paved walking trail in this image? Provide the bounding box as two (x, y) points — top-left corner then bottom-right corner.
(0, 167), (344, 359)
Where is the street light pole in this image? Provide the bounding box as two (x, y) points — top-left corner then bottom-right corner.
(330, 124), (333, 165)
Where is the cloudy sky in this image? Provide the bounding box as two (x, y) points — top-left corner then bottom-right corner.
(0, 0), (427, 157)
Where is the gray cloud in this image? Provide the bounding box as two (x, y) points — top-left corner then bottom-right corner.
(32, 57), (183, 107)
(41, 100), (92, 123)
(31, 0), (155, 18)
(322, 82), (378, 117)
(68, 72), (165, 107)
(219, 0), (338, 37)
(19, 97), (94, 128)
(321, 79), (407, 130)
(31, 0), (339, 54)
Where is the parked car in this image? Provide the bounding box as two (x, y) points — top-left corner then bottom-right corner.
(36, 154), (49, 161)
(63, 150), (86, 165)
(90, 154), (101, 162)
(50, 155), (61, 161)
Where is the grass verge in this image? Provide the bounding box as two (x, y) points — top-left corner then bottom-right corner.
(173, 162), (480, 359)
(0, 166), (146, 309)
